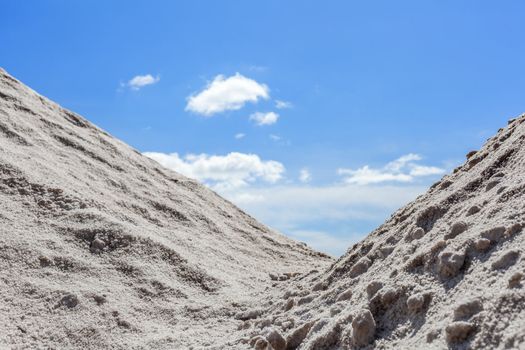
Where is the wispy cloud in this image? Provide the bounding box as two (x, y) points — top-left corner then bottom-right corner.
(250, 111), (279, 126)
(299, 168), (311, 183)
(275, 100), (293, 109)
(234, 133), (246, 139)
(269, 134), (281, 141)
(185, 73), (269, 116)
(338, 154), (445, 185)
(125, 74), (160, 90)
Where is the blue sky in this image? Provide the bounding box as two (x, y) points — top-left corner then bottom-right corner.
(3, 1), (525, 255)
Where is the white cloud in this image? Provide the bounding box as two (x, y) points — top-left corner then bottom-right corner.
(185, 73), (269, 116)
(250, 111), (279, 126)
(338, 166), (413, 185)
(275, 100), (293, 109)
(144, 151), (284, 191)
(338, 154), (445, 185)
(299, 168), (311, 183)
(269, 134), (281, 141)
(127, 74), (160, 90)
(385, 153), (421, 171)
(409, 165), (446, 176)
(235, 133), (246, 139)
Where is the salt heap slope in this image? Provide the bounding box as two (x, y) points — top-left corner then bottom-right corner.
(239, 115), (525, 349)
(0, 68), (331, 349)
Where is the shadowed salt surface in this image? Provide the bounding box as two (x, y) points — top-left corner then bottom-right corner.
(1, 68), (524, 349)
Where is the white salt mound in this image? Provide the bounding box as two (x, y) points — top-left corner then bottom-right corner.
(0, 68), (330, 349)
(237, 112), (525, 349)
